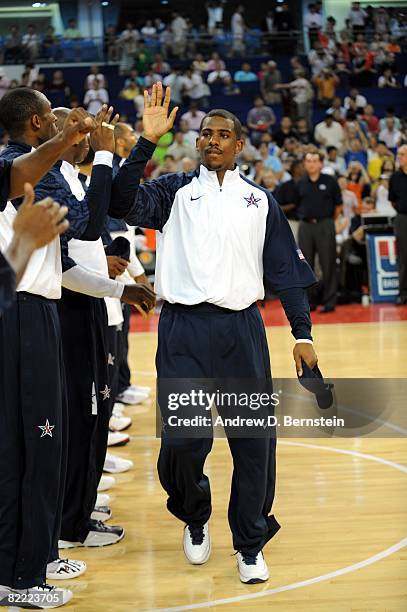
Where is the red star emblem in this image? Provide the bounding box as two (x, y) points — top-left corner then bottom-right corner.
(244, 193), (261, 208)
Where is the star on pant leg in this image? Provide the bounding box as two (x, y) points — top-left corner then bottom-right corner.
(100, 385), (111, 400)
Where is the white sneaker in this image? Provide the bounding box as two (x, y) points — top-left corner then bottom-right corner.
(183, 523), (211, 565)
(59, 521), (125, 548)
(107, 431), (130, 447)
(91, 505), (112, 522)
(96, 493), (111, 506)
(236, 551), (269, 584)
(112, 402), (125, 417)
(0, 583), (73, 608)
(46, 558), (87, 580)
(97, 475), (115, 491)
(109, 415), (132, 432)
(129, 384), (151, 396)
(104, 453), (134, 473)
(116, 388), (149, 405)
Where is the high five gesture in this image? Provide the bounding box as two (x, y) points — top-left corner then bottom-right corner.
(143, 82), (178, 144)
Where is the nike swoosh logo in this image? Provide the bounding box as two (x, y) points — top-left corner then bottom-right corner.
(190, 195), (204, 201)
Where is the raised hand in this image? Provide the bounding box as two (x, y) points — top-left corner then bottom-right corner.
(61, 108), (95, 146)
(90, 104), (120, 153)
(143, 82), (178, 144)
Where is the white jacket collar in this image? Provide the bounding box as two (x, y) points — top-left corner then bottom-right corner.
(198, 164), (241, 188)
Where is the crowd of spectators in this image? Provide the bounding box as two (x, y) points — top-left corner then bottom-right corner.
(0, 2), (406, 306)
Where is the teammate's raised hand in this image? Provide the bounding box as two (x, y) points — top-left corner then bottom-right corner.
(143, 82), (178, 144)
(61, 108), (95, 147)
(90, 104), (120, 153)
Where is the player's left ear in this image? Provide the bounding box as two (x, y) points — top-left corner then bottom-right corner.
(235, 139), (244, 155)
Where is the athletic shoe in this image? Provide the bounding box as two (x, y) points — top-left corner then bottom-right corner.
(91, 505), (112, 522)
(112, 402), (125, 417)
(96, 493), (110, 507)
(59, 521), (125, 548)
(46, 558), (86, 580)
(0, 583), (72, 608)
(183, 523), (211, 565)
(236, 551), (269, 584)
(128, 384), (151, 396)
(107, 431), (130, 447)
(116, 388), (149, 405)
(109, 415), (132, 432)
(97, 475), (115, 491)
(104, 453), (134, 473)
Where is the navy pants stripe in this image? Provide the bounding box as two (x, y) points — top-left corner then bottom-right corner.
(0, 293), (67, 588)
(58, 290), (109, 542)
(156, 302), (280, 556)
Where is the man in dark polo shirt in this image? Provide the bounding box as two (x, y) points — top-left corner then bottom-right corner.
(389, 145), (407, 305)
(274, 159), (305, 241)
(296, 150), (342, 312)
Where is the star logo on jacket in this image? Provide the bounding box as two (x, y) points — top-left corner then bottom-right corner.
(38, 419), (55, 438)
(108, 353), (115, 366)
(244, 193), (261, 208)
(100, 385), (111, 400)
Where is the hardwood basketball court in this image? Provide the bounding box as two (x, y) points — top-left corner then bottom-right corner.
(57, 304), (407, 611)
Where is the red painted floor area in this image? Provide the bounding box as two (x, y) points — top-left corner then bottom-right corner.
(130, 301), (407, 333)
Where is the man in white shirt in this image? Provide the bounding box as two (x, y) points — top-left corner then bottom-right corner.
(181, 102), (207, 131)
(347, 1), (367, 35)
(379, 117), (403, 150)
(83, 79), (109, 115)
(231, 5), (246, 55)
(314, 113), (345, 149)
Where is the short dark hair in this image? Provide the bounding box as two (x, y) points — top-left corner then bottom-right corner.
(327, 146), (337, 153)
(304, 150), (324, 162)
(199, 109), (242, 139)
(0, 87), (47, 137)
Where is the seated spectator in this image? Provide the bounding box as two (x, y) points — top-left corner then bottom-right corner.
(246, 96), (276, 146)
(273, 116), (296, 148)
(119, 80), (144, 116)
(294, 118), (314, 145)
(338, 175), (358, 226)
(192, 54), (208, 72)
(345, 138), (368, 169)
(22, 24), (40, 60)
(327, 96), (347, 121)
(152, 53), (171, 74)
(64, 18), (82, 40)
(105, 24), (119, 62)
(236, 126), (259, 165)
(141, 19), (157, 38)
(374, 6), (389, 34)
(119, 22), (140, 75)
(361, 104), (379, 134)
(178, 118), (199, 147)
(124, 69), (144, 88)
(134, 40), (153, 73)
(166, 132), (199, 165)
(260, 169), (279, 192)
(143, 69), (163, 87)
(42, 25), (58, 60)
(83, 78), (109, 115)
(180, 101), (206, 131)
(375, 176), (395, 216)
(163, 66), (184, 107)
(314, 113), (345, 150)
(4, 25), (22, 62)
(335, 57), (352, 88)
(344, 88), (367, 112)
(207, 52), (225, 71)
(386, 36), (401, 54)
(20, 63), (39, 87)
(207, 61), (232, 85)
(151, 154), (178, 178)
(180, 157), (198, 173)
(85, 65), (107, 90)
(379, 117), (403, 152)
(346, 161), (371, 210)
(324, 146), (346, 175)
(368, 140), (394, 180)
(257, 142), (283, 175)
(234, 63), (258, 83)
(308, 42), (334, 76)
(313, 68), (339, 107)
(48, 70), (70, 97)
(182, 68), (210, 108)
(260, 61), (282, 105)
(378, 68), (400, 88)
(379, 107), (401, 131)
